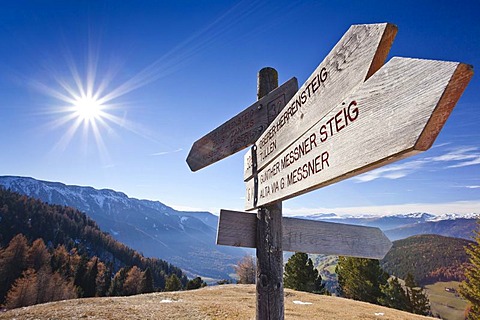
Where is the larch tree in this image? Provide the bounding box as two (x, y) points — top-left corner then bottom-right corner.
(27, 238), (51, 271)
(124, 265), (144, 296)
(0, 234), (29, 303)
(4, 268), (38, 309)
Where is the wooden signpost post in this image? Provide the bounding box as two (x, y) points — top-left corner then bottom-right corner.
(187, 23), (473, 320)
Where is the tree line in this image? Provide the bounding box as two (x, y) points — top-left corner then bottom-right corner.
(234, 252), (430, 316)
(234, 220), (480, 319)
(0, 188), (206, 309)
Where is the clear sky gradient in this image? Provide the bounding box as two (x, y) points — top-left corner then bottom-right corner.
(1, 0), (479, 216)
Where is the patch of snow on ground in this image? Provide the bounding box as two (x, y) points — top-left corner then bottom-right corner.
(292, 300), (312, 305)
(160, 299), (180, 303)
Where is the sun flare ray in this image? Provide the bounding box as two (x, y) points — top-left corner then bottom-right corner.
(32, 1), (267, 156)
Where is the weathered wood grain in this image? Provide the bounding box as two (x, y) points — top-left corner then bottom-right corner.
(186, 77), (298, 172)
(250, 23), (397, 178)
(254, 67), (284, 320)
(245, 58), (473, 210)
(256, 203), (284, 320)
(217, 210), (392, 259)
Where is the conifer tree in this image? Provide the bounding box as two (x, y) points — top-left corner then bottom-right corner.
(165, 274), (182, 292)
(336, 256), (388, 304)
(461, 220), (480, 319)
(4, 267), (78, 309)
(51, 245), (73, 278)
(0, 234), (29, 303)
(108, 267), (128, 296)
(27, 238), (51, 271)
(82, 257), (98, 297)
(102, 263), (113, 295)
(124, 265), (143, 296)
(186, 277), (206, 290)
(73, 254), (88, 297)
(284, 252), (324, 294)
(379, 276), (409, 311)
(36, 266), (54, 303)
(140, 267), (155, 293)
(4, 268), (38, 309)
(404, 273), (430, 315)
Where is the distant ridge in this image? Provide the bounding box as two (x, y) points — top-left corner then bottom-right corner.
(0, 176), (244, 279)
(296, 211), (478, 240)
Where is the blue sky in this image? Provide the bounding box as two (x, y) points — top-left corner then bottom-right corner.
(0, 0), (479, 216)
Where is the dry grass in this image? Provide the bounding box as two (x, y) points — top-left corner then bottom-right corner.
(0, 284), (437, 320)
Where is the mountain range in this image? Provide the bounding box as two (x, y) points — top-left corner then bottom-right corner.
(0, 176), (244, 280)
(295, 212), (479, 241)
(1, 175), (477, 281)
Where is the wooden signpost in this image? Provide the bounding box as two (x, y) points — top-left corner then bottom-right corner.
(187, 23), (473, 320)
(187, 77), (298, 171)
(245, 57), (473, 210)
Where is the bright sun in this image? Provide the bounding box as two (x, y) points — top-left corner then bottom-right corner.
(73, 95), (104, 122)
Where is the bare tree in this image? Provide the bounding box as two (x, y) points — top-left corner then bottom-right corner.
(234, 255), (256, 284)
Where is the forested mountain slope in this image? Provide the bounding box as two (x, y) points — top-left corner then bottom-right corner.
(380, 234), (472, 285)
(0, 188), (187, 307)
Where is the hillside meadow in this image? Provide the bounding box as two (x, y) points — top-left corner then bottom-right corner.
(425, 281), (467, 320)
(1, 284), (437, 320)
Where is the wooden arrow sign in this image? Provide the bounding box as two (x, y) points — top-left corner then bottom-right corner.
(246, 58), (473, 210)
(247, 23), (397, 180)
(186, 77), (298, 171)
(217, 209), (392, 259)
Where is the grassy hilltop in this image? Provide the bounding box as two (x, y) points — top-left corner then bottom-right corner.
(0, 285), (437, 320)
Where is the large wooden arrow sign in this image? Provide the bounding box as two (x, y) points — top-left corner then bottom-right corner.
(246, 58), (473, 209)
(244, 23), (397, 180)
(186, 77), (298, 171)
(217, 210), (392, 259)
